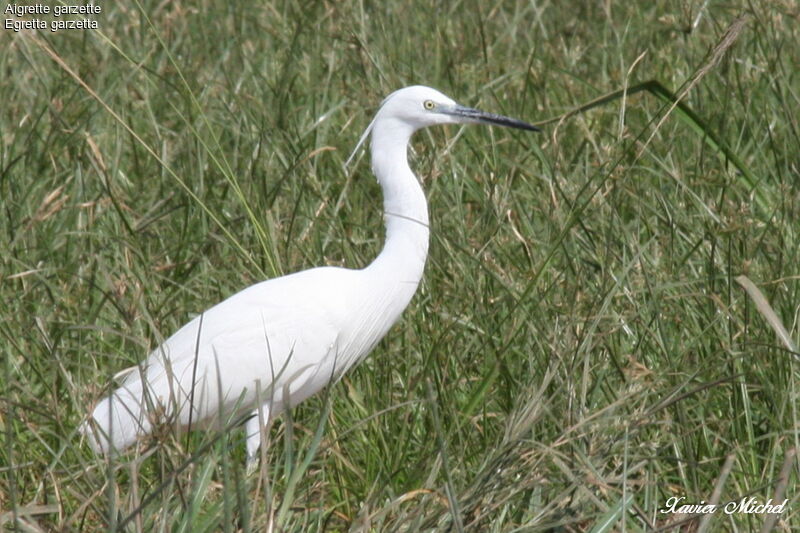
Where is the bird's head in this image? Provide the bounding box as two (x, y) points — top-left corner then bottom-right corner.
(345, 85), (538, 169)
(377, 85), (540, 131)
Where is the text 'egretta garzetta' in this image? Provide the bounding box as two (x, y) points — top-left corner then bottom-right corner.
(84, 85), (538, 462)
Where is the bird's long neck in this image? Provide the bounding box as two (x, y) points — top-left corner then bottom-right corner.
(367, 120), (430, 286)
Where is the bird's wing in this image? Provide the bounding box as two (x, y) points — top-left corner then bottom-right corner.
(122, 283), (343, 427)
(87, 270), (352, 453)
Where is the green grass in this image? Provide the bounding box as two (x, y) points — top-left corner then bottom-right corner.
(2, 0), (799, 531)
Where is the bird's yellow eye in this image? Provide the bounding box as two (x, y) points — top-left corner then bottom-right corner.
(423, 100), (436, 110)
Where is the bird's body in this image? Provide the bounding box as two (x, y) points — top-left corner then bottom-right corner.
(85, 86), (536, 460)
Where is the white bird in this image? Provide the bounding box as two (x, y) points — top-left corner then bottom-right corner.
(84, 85), (538, 462)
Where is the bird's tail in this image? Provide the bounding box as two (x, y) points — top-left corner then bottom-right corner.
(82, 385), (153, 454)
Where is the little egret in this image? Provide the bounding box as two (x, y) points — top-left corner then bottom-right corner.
(84, 85), (538, 461)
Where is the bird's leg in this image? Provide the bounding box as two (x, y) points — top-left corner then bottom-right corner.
(245, 403), (270, 474)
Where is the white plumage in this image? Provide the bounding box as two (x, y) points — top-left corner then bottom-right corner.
(84, 86), (537, 461)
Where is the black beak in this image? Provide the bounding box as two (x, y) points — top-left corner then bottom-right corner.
(444, 104), (540, 131)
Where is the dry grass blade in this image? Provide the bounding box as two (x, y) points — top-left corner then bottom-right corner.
(697, 453), (736, 533)
(639, 16), (750, 158)
(759, 447), (796, 533)
(735, 275), (799, 355)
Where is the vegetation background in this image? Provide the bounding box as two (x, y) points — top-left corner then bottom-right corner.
(1, 0), (798, 531)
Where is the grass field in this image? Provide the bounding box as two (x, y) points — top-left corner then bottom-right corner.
(2, 0), (799, 531)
